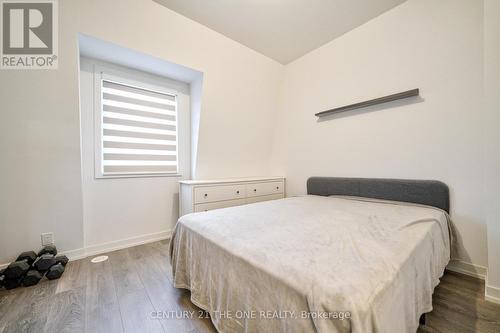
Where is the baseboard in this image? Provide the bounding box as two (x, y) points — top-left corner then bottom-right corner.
(485, 284), (500, 304)
(83, 229), (172, 259)
(0, 230), (172, 269)
(61, 247), (87, 262)
(446, 259), (487, 280)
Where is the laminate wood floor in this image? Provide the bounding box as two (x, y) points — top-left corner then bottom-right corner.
(1, 240), (499, 333)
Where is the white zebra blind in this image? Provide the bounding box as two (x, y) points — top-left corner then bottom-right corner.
(100, 80), (178, 175)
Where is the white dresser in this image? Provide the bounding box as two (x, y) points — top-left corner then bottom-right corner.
(179, 177), (285, 216)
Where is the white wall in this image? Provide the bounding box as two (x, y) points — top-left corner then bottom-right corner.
(484, 0), (500, 301)
(0, 0), (282, 264)
(270, 0), (487, 269)
(0, 10), (84, 264)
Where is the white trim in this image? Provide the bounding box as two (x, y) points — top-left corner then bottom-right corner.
(447, 259), (487, 280)
(89, 59), (191, 180)
(60, 247), (87, 261)
(93, 172), (182, 179)
(0, 230), (172, 269)
(485, 284), (500, 304)
(83, 230), (172, 258)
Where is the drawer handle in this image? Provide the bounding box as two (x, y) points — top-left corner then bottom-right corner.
(253, 189), (257, 192)
(204, 193), (208, 198)
(236, 190), (240, 194)
(276, 186), (279, 190)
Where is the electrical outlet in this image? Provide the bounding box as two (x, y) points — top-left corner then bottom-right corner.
(41, 232), (54, 246)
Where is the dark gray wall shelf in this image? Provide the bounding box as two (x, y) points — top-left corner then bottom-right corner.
(315, 88), (420, 118)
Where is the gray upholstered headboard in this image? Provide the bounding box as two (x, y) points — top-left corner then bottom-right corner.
(307, 177), (450, 213)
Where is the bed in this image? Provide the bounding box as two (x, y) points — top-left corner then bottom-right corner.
(169, 177), (451, 333)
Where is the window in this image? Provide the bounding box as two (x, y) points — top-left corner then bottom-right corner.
(93, 65), (189, 178)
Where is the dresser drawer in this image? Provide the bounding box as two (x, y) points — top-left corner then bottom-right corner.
(194, 199), (246, 212)
(246, 181), (284, 198)
(194, 184), (246, 204)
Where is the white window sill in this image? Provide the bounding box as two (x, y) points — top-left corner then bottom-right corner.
(95, 173), (183, 180)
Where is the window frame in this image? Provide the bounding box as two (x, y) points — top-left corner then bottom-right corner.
(93, 63), (190, 179)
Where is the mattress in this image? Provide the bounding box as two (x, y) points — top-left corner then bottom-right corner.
(169, 195), (451, 333)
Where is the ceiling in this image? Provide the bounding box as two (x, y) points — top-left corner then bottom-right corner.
(153, 0), (406, 64)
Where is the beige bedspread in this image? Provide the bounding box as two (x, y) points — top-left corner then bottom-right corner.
(169, 195), (451, 333)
